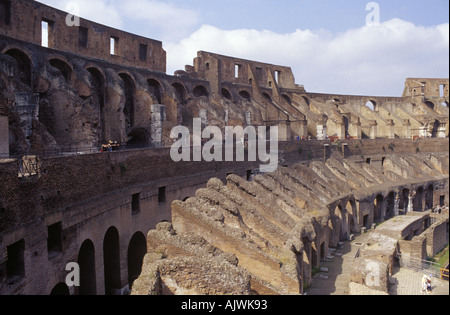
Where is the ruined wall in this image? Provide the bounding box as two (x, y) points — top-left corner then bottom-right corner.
(133, 151), (449, 295)
(0, 0), (166, 72)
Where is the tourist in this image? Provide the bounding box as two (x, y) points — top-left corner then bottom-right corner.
(421, 275), (428, 294)
(427, 275), (432, 294)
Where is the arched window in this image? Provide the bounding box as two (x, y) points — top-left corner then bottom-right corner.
(239, 90), (251, 102)
(193, 85), (209, 97)
(365, 100), (377, 111)
(147, 78), (163, 104)
(119, 73), (136, 130)
(5, 48), (32, 87)
(49, 59), (72, 82)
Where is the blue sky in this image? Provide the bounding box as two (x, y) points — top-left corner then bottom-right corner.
(39, 0), (449, 96)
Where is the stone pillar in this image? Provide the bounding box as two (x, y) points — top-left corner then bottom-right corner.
(394, 193), (400, 217)
(199, 109), (208, 126)
(224, 110), (229, 125)
(0, 115), (8, 158)
(403, 119), (411, 139)
(386, 120), (395, 139)
(151, 105), (166, 147)
(245, 111), (252, 127)
(349, 117), (362, 139)
(369, 120), (378, 140)
(317, 124), (327, 140)
(407, 191), (415, 213)
(437, 123), (447, 138)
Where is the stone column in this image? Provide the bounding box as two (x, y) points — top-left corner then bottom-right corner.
(403, 119), (411, 139)
(407, 191), (415, 213)
(151, 105), (166, 147)
(317, 124), (327, 140)
(437, 123), (447, 138)
(369, 120), (378, 140)
(245, 111), (252, 127)
(394, 193), (400, 217)
(199, 109), (208, 126)
(386, 119), (395, 139)
(0, 115), (8, 158)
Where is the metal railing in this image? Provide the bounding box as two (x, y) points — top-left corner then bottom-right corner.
(398, 254), (442, 279)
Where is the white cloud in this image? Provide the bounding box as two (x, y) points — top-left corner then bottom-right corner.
(117, 0), (199, 41)
(166, 19), (449, 96)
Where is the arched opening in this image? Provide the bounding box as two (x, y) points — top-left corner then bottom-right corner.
(5, 48), (32, 87)
(78, 239), (96, 295)
(126, 127), (150, 148)
(282, 94), (291, 105)
(127, 232), (147, 289)
(119, 73), (136, 131)
(239, 90), (251, 102)
(431, 120), (440, 138)
(442, 101), (449, 108)
(103, 227), (122, 295)
(50, 282), (70, 295)
(87, 67), (106, 143)
(103, 227), (121, 295)
(343, 116), (350, 139)
(49, 58), (72, 82)
(300, 96), (310, 110)
(334, 205), (348, 241)
(413, 187), (424, 212)
(386, 192), (396, 219)
(365, 100), (377, 111)
(147, 78), (163, 104)
(193, 85), (209, 98)
(374, 194), (384, 222)
(426, 185), (434, 210)
(221, 88), (232, 100)
(172, 83), (188, 125)
(425, 101), (435, 111)
(262, 93), (272, 102)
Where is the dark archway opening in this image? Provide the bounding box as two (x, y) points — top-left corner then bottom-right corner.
(104, 227), (121, 295)
(5, 49), (32, 87)
(127, 232), (147, 289)
(50, 282), (70, 295)
(78, 240), (96, 295)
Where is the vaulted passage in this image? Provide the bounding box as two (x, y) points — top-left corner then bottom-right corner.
(127, 232), (147, 289)
(103, 227), (121, 295)
(119, 73), (136, 131)
(78, 240), (96, 295)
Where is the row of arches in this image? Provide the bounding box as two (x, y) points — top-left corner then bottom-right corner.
(300, 183), (437, 288)
(50, 228), (147, 295)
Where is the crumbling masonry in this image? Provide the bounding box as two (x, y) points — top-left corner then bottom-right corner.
(0, 0), (448, 295)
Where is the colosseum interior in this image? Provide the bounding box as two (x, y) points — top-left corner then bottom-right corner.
(0, 0), (448, 296)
